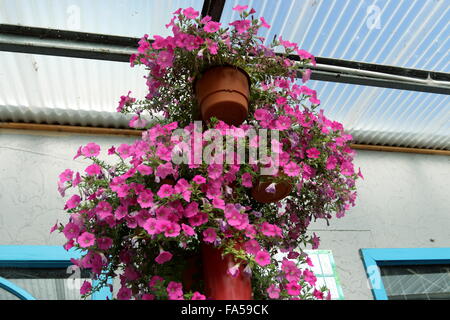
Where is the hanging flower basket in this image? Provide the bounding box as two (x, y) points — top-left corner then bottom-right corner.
(194, 66), (250, 126)
(53, 5), (363, 301)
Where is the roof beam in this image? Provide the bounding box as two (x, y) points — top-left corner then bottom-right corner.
(201, 0), (226, 21)
(0, 24), (137, 62)
(0, 23), (449, 94)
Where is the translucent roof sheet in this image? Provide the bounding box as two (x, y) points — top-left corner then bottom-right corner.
(0, 0), (448, 149)
(0, 0), (203, 38)
(222, 0), (449, 72)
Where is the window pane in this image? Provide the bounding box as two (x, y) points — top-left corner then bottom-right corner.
(380, 264), (450, 300)
(0, 287), (21, 300)
(0, 267), (91, 300)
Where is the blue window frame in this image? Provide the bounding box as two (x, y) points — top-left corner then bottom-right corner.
(360, 248), (450, 300)
(0, 245), (112, 300)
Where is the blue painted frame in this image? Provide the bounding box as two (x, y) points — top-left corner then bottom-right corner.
(0, 245), (112, 300)
(360, 248), (450, 300)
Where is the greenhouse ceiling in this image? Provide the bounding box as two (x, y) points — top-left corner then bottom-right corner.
(0, 0), (448, 150)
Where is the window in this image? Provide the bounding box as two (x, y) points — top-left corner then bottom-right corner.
(360, 248), (450, 300)
(0, 246), (111, 300)
(275, 249), (345, 300)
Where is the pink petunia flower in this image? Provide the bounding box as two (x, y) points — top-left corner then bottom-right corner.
(212, 197), (225, 210)
(50, 221), (58, 234)
(80, 280), (92, 295)
(306, 148), (321, 159)
(77, 232), (95, 248)
(157, 50), (174, 69)
(205, 39), (219, 55)
(204, 21), (221, 33)
(202, 228), (217, 243)
(97, 237), (113, 250)
(192, 175), (206, 184)
(65, 195), (81, 210)
(208, 164), (223, 179)
(284, 161), (300, 177)
(302, 69), (312, 83)
(255, 250), (271, 266)
(313, 289), (324, 300)
(181, 223), (195, 236)
(85, 164), (101, 176)
(184, 202), (199, 218)
(311, 232), (320, 249)
(229, 20), (251, 34)
(232, 5), (248, 13)
(241, 173), (253, 187)
(129, 116), (148, 129)
(138, 189), (154, 208)
(227, 264), (240, 277)
(191, 292), (206, 300)
(62, 222), (80, 240)
(137, 164), (153, 175)
(117, 144), (133, 158)
(117, 287), (132, 300)
(267, 284), (280, 299)
(155, 250), (173, 264)
(183, 7), (199, 19)
(164, 222), (181, 238)
(260, 17), (271, 28)
(326, 156), (337, 170)
(59, 169), (73, 183)
(72, 172), (81, 187)
(244, 239), (260, 255)
(286, 281), (302, 296)
(81, 143), (101, 157)
(157, 184), (174, 198)
(167, 281), (184, 300)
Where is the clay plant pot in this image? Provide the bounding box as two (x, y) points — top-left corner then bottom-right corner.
(194, 66), (250, 126)
(182, 254), (203, 292)
(251, 178), (293, 203)
(159, 176), (176, 186)
(201, 244), (253, 300)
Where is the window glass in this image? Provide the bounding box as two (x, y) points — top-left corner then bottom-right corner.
(380, 264), (450, 300)
(0, 267), (92, 300)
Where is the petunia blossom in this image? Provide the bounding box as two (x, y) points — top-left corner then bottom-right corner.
(255, 250), (271, 266)
(204, 21), (221, 33)
(155, 250), (173, 264)
(202, 228), (217, 243)
(85, 164), (101, 176)
(77, 232), (95, 248)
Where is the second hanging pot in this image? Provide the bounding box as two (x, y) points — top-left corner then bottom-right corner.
(251, 178), (293, 203)
(194, 66), (250, 126)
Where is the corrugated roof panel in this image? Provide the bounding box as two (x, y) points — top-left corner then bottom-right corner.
(0, 0), (448, 149)
(220, 0), (449, 149)
(0, 51), (148, 113)
(0, 0), (203, 38)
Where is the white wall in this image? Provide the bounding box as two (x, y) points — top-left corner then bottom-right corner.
(1, 129), (449, 299)
(0, 129), (135, 245)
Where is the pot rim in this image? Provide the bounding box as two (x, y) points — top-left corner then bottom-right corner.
(192, 64), (252, 93)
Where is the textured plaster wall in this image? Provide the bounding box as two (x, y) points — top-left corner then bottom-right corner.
(0, 129), (136, 245)
(0, 129), (449, 299)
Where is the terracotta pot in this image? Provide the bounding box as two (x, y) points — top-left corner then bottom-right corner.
(201, 244), (252, 300)
(251, 178), (293, 203)
(194, 66), (250, 126)
(182, 254), (202, 292)
(160, 176), (176, 186)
